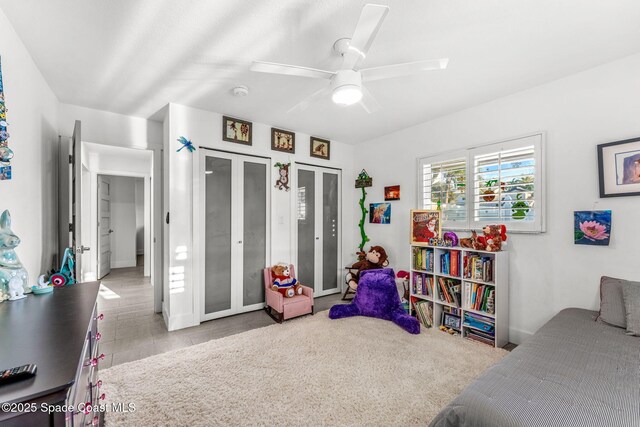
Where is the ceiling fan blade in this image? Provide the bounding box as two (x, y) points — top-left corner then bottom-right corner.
(287, 86), (331, 114)
(250, 61), (335, 80)
(359, 86), (381, 114)
(361, 58), (449, 82)
(342, 4), (390, 70)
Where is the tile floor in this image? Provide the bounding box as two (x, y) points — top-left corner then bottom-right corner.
(96, 262), (344, 369)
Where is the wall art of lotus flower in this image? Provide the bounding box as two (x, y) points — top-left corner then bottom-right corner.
(574, 210), (611, 246)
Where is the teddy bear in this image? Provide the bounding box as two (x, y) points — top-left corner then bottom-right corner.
(270, 264), (302, 298)
(480, 224), (507, 252)
(346, 245), (389, 290)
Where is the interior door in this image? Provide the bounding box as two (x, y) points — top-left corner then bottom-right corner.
(201, 150), (270, 321)
(97, 175), (112, 279)
(296, 165), (341, 297)
(70, 120), (90, 281)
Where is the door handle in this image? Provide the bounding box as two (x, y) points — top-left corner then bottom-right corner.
(238, 240), (243, 244)
(315, 237), (320, 240)
(76, 246), (90, 254)
(108, 229), (114, 234)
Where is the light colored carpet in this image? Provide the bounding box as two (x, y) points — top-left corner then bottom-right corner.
(101, 311), (507, 426)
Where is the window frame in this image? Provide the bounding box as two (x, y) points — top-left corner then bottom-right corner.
(417, 132), (546, 233)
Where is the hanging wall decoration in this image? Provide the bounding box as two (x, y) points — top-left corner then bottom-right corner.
(310, 137), (330, 160)
(274, 162), (290, 191)
(177, 136), (196, 153)
(355, 170), (373, 251)
(598, 136), (640, 197)
(384, 185), (400, 201)
(0, 56), (13, 181)
(574, 210), (611, 246)
(222, 116), (252, 145)
(369, 203), (391, 224)
(271, 128), (295, 154)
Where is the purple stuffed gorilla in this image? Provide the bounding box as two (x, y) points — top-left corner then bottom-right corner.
(329, 268), (420, 334)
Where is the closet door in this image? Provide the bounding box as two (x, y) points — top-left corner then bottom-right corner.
(202, 151), (269, 321)
(296, 165), (341, 297)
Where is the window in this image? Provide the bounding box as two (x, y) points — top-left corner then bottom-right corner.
(418, 133), (545, 233)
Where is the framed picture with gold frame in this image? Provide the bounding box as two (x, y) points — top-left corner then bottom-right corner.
(410, 209), (442, 243)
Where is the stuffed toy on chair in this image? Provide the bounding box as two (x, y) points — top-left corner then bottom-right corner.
(330, 268), (420, 334)
(271, 264), (302, 298)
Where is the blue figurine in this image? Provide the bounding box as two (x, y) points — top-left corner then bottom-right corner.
(177, 136), (196, 153)
(0, 210), (29, 301)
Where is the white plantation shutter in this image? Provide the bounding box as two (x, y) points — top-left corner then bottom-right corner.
(418, 133), (545, 233)
(419, 152), (468, 227)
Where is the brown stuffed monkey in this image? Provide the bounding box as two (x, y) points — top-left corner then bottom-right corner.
(346, 245), (389, 290)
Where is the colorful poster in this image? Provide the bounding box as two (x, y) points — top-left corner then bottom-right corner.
(574, 210), (611, 246)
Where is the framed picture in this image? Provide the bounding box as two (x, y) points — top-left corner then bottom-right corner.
(410, 210), (441, 243)
(384, 185), (400, 201)
(369, 203), (391, 224)
(598, 136), (640, 197)
(574, 210), (611, 246)
(271, 128), (295, 153)
(222, 116), (252, 145)
(310, 137), (330, 160)
(442, 313), (461, 331)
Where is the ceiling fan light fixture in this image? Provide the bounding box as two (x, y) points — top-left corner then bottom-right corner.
(332, 85), (362, 105)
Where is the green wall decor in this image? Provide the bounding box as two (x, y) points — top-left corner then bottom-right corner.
(355, 170), (373, 251)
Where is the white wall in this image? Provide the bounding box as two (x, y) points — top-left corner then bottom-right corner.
(0, 7), (59, 285)
(135, 177), (144, 255)
(109, 176), (137, 268)
(356, 53), (640, 344)
(163, 103), (355, 330)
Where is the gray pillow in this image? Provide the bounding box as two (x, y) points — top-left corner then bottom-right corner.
(598, 276), (630, 328)
(621, 281), (640, 336)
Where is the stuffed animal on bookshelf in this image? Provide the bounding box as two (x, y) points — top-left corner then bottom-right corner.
(329, 268), (420, 334)
(481, 224), (507, 252)
(346, 245), (389, 290)
(460, 231), (484, 250)
(270, 264), (302, 298)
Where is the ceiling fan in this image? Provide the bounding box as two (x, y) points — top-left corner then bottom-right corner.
(249, 3), (448, 113)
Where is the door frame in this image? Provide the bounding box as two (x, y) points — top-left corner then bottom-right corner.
(194, 149), (272, 322)
(292, 163), (342, 297)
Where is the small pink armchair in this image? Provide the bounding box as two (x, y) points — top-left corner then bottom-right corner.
(264, 264), (314, 323)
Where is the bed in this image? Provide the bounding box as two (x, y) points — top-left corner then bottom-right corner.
(429, 308), (640, 427)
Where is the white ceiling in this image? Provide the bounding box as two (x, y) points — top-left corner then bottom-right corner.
(2, 1), (640, 143)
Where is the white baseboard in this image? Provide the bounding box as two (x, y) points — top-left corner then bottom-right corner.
(111, 260), (137, 268)
(166, 312), (198, 331)
(508, 327), (534, 345)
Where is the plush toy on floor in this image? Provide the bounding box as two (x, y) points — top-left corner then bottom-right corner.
(330, 268), (420, 334)
(270, 264), (302, 298)
(345, 245), (389, 290)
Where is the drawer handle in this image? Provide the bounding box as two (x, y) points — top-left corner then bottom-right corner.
(87, 353), (106, 367)
(94, 313), (104, 321)
(86, 415), (99, 426)
(94, 332), (102, 341)
(98, 393), (106, 401)
(83, 402), (92, 415)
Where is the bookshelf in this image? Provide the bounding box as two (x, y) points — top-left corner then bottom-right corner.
(409, 243), (509, 348)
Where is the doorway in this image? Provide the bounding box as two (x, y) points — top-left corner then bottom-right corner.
(296, 164), (342, 297)
(198, 150), (271, 321)
(97, 175), (149, 279)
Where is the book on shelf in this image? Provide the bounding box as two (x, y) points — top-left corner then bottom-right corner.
(463, 254), (494, 283)
(439, 250), (460, 276)
(412, 272), (433, 297)
(464, 282), (496, 315)
(436, 277), (461, 307)
(466, 329), (495, 346)
(463, 311), (495, 334)
(414, 300), (433, 328)
(412, 247), (434, 272)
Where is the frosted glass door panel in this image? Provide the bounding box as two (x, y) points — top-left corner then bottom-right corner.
(243, 162), (267, 306)
(297, 169), (315, 289)
(204, 156), (232, 314)
(322, 172), (339, 291)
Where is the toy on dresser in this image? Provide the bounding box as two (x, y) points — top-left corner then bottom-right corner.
(0, 210), (29, 301)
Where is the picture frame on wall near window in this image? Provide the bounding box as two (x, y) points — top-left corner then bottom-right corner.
(310, 137), (330, 160)
(271, 128), (295, 154)
(598, 136), (640, 198)
(410, 209), (442, 243)
(222, 116), (252, 145)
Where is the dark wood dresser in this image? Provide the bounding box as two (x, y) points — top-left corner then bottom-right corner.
(0, 282), (104, 426)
